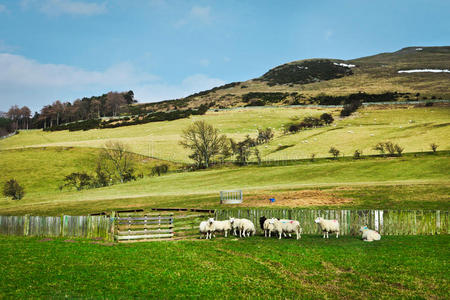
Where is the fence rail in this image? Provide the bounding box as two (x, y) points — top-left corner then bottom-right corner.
(0, 209), (447, 241)
(215, 209), (449, 236)
(0, 215), (112, 240)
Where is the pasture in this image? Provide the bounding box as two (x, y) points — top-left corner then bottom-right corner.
(0, 149), (448, 215)
(0, 235), (448, 298)
(0, 106), (448, 163)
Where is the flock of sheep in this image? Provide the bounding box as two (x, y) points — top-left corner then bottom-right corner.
(199, 216), (381, 242)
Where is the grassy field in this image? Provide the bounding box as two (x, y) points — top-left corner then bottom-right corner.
(0, 149), (448, 215)
(1, 106), (448, 163)
(0, 235), (448, 298)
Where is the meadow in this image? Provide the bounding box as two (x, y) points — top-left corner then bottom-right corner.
(1, 106), (448, 163)
(0, 235), (448, 298)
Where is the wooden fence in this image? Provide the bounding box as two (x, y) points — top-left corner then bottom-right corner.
(1, 209), (447, 241)
(214, 209), (449, 236)
(0, 215), (112, 240)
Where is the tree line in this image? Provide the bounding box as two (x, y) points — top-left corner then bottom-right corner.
(1, 91), (135, 134)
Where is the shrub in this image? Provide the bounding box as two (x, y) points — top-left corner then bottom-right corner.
(257, 128), (274, 144)
(395, 144), (404, 156)
(430, 143), (439, 153)
(353, 149), (363, 159)
(340, 99), (362, 117)
(373, 142), (386, 156)
(151, 164), (169, 176)
(310, 153), (316, 162)
(329, 147), (340, 159)
(373, 142), (404, 157)
(3, 179), (25, 200)
(320, 113), (334, 125)
(63, 172), (93, 191)
(425, 101), (433, 107)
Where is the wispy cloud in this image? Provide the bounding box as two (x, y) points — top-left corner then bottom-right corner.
(21, 0), (107, 16)
(325, 30), (333, 40)
(0, 53), (224, 111)
(175, 5), (212, 28)
(199, 58), (210, 67)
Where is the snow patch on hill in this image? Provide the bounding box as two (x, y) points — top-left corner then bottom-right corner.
(398, 69), (450, 73)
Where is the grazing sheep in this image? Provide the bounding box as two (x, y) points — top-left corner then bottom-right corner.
(239, 219), (256, 237)
(211, 219), (232, 237)
(279, 219), (302, 240)
(199, 219), (216, 239)
(360, 226), (381, 242)
(267, 218), (283, 239)
(259, 216), (267, 231)
(229, 217), (243, 236)
(314, 217), (340, 238)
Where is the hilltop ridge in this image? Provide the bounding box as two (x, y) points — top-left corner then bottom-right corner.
(134, 46), (450, 113)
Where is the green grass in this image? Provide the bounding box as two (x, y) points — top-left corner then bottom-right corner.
(1, 106), (448, 163)
(0, 235), (448, 298)
(1, 149), (448, 215)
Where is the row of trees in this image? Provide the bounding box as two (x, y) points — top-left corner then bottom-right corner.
(2, 91), (135, 131)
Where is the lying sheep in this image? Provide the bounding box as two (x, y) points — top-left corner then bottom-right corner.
(267, 218), (283, 239)
(229, 217), (243, 236)
(279, 219), (302, 240)
(314, 217), (340, 238)
(211, 219), (232, 237)
(199, 219), (215, 239)
(239, 219), (256, 237)
(360, 226), (381, 242)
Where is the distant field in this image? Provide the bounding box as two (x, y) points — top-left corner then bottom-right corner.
(0, 235), (448, 298)
(1, 106), (449, 163)
(0, 149), (448, 215)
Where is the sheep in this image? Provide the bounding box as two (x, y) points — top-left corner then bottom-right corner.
(279, 219), (302, 240)
(211, 219), (232, 237)
(314, 217), (340, 238)
(239, 219), (256, 237)
(360, 226), (381, 242)
(199, 219), (215, 239)
(229, 217), (243, 236)
(267, 218), (283, 239)
(259, 216), (267, 231)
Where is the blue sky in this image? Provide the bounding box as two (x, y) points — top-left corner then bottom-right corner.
(0, 0), (449, 112)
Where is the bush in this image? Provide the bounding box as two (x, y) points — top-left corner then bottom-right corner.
(63, 172), (93, 191)
(353, 149), (363, 159)
(151, 164), (169, 176)
(373, 142), (404, 157)
(329, 147), (340, 159)
(320, 113), (334, 125)
(257, 128), (274, 144)
(340, 99), (362, 117)
(430, 143), (439, 153)
(3, 179), (25, 200)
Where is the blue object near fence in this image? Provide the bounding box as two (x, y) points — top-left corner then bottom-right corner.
(270, 198), (275, 203)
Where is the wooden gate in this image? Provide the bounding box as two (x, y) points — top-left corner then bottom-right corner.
(114, 212), (174, 242)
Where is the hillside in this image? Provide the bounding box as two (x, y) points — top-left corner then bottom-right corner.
(135, 46), (450, 112)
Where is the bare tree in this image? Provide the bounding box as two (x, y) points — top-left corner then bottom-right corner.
(99, 141), (136, 183)
(20, 106), (31, 129)
(106, 92), (127, 117)
(180, 121), (227, 168)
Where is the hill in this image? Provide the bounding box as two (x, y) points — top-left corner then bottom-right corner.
(135, 46), (450, 112)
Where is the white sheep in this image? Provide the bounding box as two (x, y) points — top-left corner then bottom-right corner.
(211, 219), (232, 237)
(267, 218), (283, 239)
(360, 226), (381, 242)
(199, 219), (215, 239)
(314, 217), (340, 238)
(279, 219), (302, 240)
(229, 217), (243, 236)
(239, 219), (256, 237)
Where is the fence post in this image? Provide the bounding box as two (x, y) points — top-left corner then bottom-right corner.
(60, 215), (64, 237)
(23, 215), (29, 236)
(110, 211), (116, 242)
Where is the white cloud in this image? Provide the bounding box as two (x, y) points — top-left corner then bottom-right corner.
(0, 53), (225, 111)
(21, 0), (107, 16)
(175, 5), (212, 28)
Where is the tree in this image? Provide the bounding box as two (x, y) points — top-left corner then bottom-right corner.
(106, 92), (127, 117)
(63, 172), (93, 191)
(230, 136), (257, 165)
(3, 179), (25, 200)
(98, 141), (136, 183)
(329, 146), (340, 159)
(151, 164), (169, 176)
(180, 121), (227, 168)
(430, 143), (438, 153)
(320, 113), (334, 125)
(20, 106), (31, 129)
(256, 128), (274, 144)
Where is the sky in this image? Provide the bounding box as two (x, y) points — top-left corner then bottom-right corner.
(0, 0), (449, 113)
